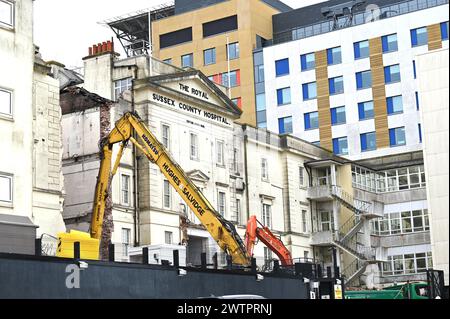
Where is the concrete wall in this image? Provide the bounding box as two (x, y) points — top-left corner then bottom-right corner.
(0, 0), (34, 218)
(417, 48), (449, 286)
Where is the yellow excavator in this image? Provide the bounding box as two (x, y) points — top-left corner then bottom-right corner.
(56, 112), (251, 266)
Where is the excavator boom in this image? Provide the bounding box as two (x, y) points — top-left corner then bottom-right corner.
(89, 112), (250, 265)
(245, 215), (293, 266)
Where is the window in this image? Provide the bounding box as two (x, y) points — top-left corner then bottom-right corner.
(231, 97), (242, 109)
(0, 88), (12, 116)
(331, 106), (346, 125)
(299, 167), (305, 187)
(333, 137), (348, 155)
(235, 198), (241, 224)
(411, 27), (428, 47)
(256, 93), (266, 127)
(190, 133), (199, 160)
(382, 251), (433, 276)
(381, 34), (398, 53)
(162, 124), (170, 149)
(275, 58), (290, 77)
(304, 112), (319, 130)
(218, 191), (226, 216)
(416, 92), (420, 110)
(278, 116), (293, 134)
(354, 40), (370, 59)
(277, 87), (291, 105)
(163, 58), (172, 65)
(387, 95), (403, 115)
(358, 101), (374, 120)
(441, 21), (449, 40)
(163, 180), (171, 208)
(356, 70), (372, 89)
(203, 15), (237, 38)
(384, 64), (401, 84)
(418, 124), (422, 143)
(327, 47), (342, 65)
(301, 210), (308, 233)
(261, 158), (269, 181)
(413, 60), (417, 79)
(216, 140), (224, 166)
(227, 42), (239, 60)
(222, 70), (240, 87)
(329, 76), (344, 95)
(264, 247), (273, 267)
(320, 211), (332, 231)
(389, 127), (406, 147)
(302, 82), (317, 100)
(204, 48), (216, 65)
(160, 27), (192, 49)
(0, 0), (13, 28)
(114, 78), (132, 100)
(301, 53), (315, 71)
(121, 174), (130, 206)
(360, 132), (377, 152)
(121, 228), (130, 257)
(181, 53), (193, 68)
(262, 204), (272, 228)
(165, 231), (173, 245)
(0, 174), (12, 202)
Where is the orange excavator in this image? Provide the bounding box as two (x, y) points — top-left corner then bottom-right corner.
(245, 215), (293, 266)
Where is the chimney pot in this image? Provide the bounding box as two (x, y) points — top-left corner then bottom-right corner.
(106, 41), (112, 52)
(93, 45), (98, 54)
(89, 47), (93, 56)
(98, 43), (102, 53)
(102, 42), (107, 52)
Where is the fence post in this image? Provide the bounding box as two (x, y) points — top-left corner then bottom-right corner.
(35, 238), (42, 256)
(226, 254), (232, 270)
(108, 243), (115, 262)
(251, 258), (257, 274)
(142, 247), (149, 265)
(74, 242), (80, 260)
(173, 250), (180, 268)
(200, 252), (207, 269)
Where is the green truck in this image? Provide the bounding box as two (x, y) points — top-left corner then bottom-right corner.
(345, 282), (429, 299)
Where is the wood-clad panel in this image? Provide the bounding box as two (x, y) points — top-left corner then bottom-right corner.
(428, 24), (443, 50)
(369, 37), (390, 149)
(315, 50), (332, 151)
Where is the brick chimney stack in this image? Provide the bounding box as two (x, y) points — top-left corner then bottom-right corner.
(87, 39), (115, 57)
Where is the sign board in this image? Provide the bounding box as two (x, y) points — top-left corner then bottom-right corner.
(149, 91), (233, 127)
(334, 284), (343, 299)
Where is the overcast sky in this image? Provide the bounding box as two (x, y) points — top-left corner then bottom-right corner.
(34, 0), (325, 69)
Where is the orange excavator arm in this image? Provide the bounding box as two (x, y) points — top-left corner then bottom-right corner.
(245, 215), (293, 266)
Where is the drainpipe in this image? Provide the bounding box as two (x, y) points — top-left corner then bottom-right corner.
(243, 125), (250, 223)
(305, 164), (317, 263)
(131, 65), (140, 246)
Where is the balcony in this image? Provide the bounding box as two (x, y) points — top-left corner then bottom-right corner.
(307, 177), (333, 200)
(311, 230), (334, 246)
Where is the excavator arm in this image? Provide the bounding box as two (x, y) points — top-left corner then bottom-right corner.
(90, 112), (251, 265)
(245, 215), (293, 266)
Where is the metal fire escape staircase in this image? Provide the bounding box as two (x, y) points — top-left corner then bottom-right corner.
(330, 186), (378, 286)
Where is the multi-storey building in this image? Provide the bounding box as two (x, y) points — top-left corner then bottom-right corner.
(106, 0), (292, 126)
(0, 0), (65, 242)
(251, 0), (448, 288)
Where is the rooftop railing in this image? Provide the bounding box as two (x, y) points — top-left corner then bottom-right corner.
(272, 0), (448, 46)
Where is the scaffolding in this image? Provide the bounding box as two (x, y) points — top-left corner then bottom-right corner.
(99, 2), (175, 57)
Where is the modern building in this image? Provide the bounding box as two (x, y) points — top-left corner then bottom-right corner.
(259, 0), (448, 160)
(0, 0), (65, 242)
(105, 0), (293, 127)
(417, 48), (449, 287)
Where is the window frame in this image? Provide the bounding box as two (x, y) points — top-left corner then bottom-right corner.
(333, 136), (349, 155)
(304, 111), (319, 130)
(261, 158), (269, 181)
(262, 203), (272, 228)
(356, 70), (372, 90)
(389, 127), (406, 147)
(329, 76), (344, 95)
(121, 228), (131, 257)
(277, 87), (291, 106)
(164, 231), (173, 245)
(0, 87), (13, 117)
(358, 101), (374, 121)
(411, 27), (428, 47)
(387, 95), (404, 115)
(302, 82), (317, 101)
(114, 78), (132, 101)
(181, 53), (194, 68)
(227, 42), (240, 60)
(360, 131), (377, 152)
(0, 0), (14, 29)
(218, 191), (226, 216)
(300, 53), (315, 71)
(275, 58), (290, 77)
(331, 106), (346, 126)
(278, 116), (293, 134)
(190, 133), (199, 161)
(163, 179), (171, 209)
(327, 46), (342, 65)
(203, 47), (216, 66)
(354, 40), (370, 59)
(216, 139), (225, 167)
(120, 174), (131, 206)
(384, 64), (401, 84)
(161, 123), (171, 150)
(0, 173), (13, 203)
(381, 34), (398, 53)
